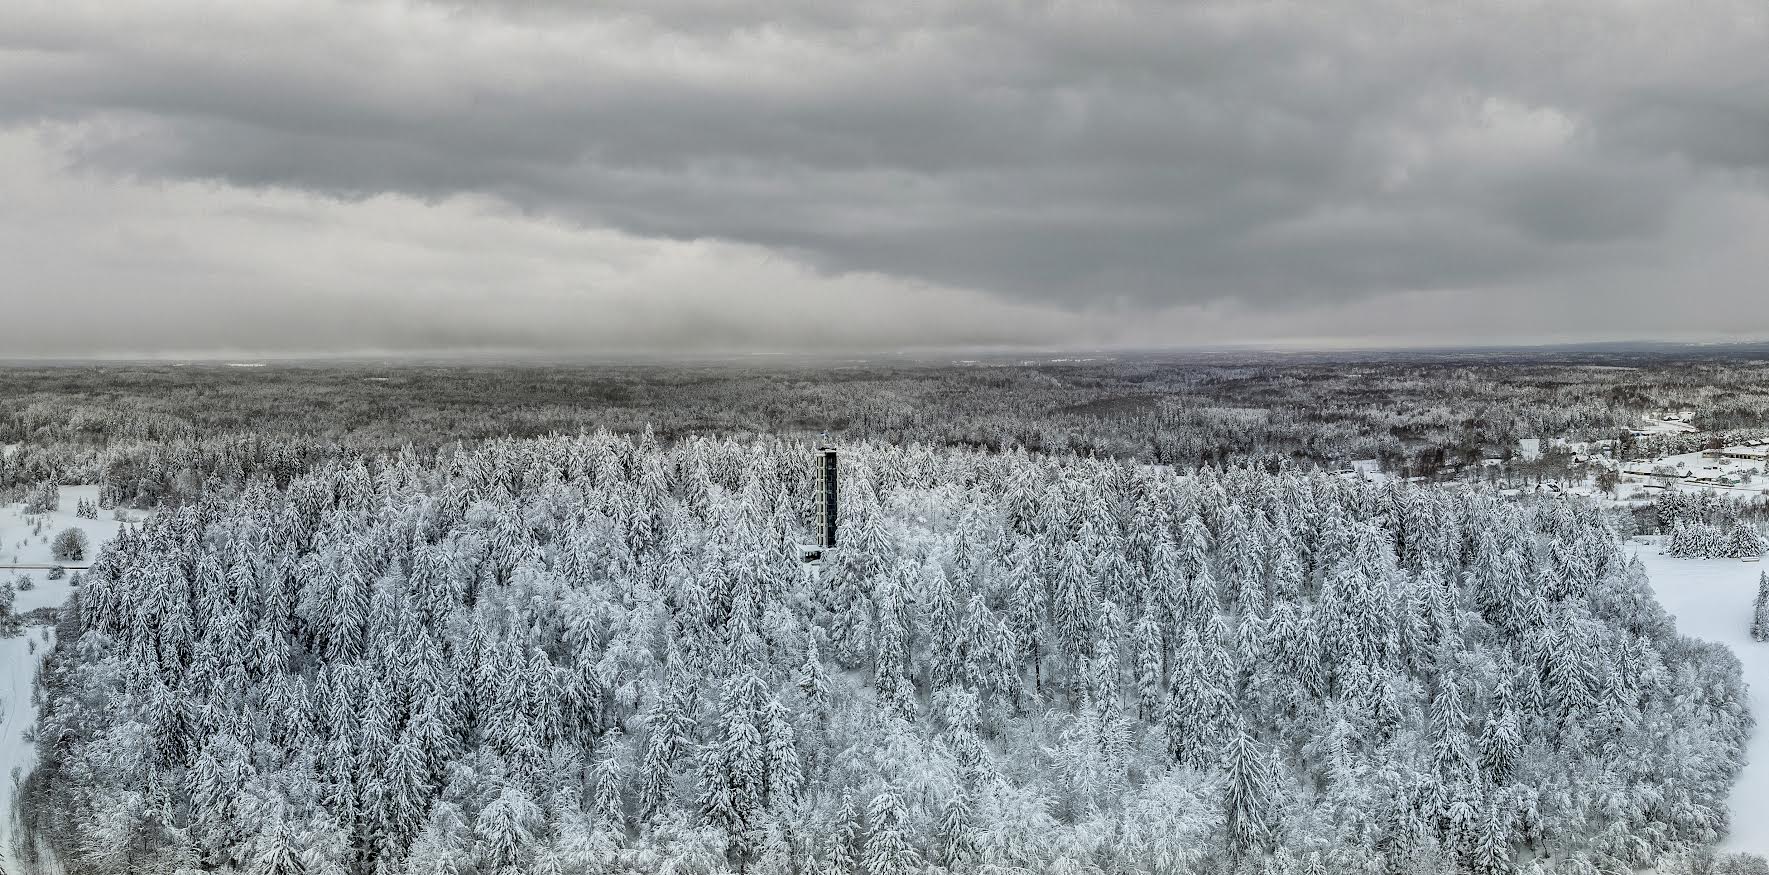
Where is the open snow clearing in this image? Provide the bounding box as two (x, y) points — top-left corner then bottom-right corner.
(1635, 539), (1769, 856)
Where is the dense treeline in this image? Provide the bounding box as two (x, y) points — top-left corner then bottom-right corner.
(18, 435), (1751, 875)
(1654, 492), (1769, 558)
(7, 352), (1769, 498)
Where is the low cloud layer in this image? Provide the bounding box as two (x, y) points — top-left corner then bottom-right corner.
(3, 0), (1768, 355)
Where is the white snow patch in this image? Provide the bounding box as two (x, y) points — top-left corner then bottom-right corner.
(1345, 460), (1390, 483)
(1635, 417), (1700, 435)
(1634, 539), (1769, 856)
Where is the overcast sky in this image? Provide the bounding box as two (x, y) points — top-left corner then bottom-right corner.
(4, 0), (1768, 356)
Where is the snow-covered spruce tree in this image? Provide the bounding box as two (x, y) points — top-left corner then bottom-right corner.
(861, 792), (922, 875)
(1668, 520), (1728, 559)
(1221, 728), (1279, 857)
(1666, 520), (1690, 557)
(21, 436), (1753, 874)
(23, 480), (59, 514)
(1727, 522), (1767, 559)
(1753, 573), (1769, 643)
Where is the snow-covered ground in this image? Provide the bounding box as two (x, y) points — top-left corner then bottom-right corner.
(1345, 459), (1391, 483)
(1633, 539), (1769, 855)
(1634, 416), (1700, 436)
(1615, 450), (1769, 499)
(2, 486), (140, 613)
(1, 628), (53, 875)
(1, 486), (145, 873)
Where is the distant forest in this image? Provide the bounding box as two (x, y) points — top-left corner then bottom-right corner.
(6, 351), (1769, 505)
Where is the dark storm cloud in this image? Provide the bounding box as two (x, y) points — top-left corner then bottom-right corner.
(2, 0), (1768, 354)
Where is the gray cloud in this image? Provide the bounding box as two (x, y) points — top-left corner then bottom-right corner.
(2, 0), (1768, 354)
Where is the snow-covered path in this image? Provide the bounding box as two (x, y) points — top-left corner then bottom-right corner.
(0, 630), (53, 875)
(1633, 540), (1769, 856)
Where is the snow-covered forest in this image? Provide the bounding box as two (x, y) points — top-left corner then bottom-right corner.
(11, 0), (1769, 867)
(1655, 492), (1769, 558)
(9, 349), (1769, 496)
(13, 433), (1753, 875)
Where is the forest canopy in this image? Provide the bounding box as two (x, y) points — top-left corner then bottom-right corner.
(17, 433), (1751, 875)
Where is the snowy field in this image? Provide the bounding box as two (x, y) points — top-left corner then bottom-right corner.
(1, 486), (142, 613)
(1617, 450), (1769, 499)
(1, 486), (145, 873)
(1634, 539), (1769, 855)
(1635, 417), (1700, 436)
